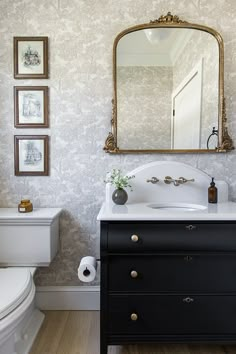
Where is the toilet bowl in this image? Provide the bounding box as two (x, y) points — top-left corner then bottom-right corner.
(0, 208), (62, 354)
(0, 268), (44, 354)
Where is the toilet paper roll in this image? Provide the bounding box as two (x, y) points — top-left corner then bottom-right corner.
(78, 256), (97, 283)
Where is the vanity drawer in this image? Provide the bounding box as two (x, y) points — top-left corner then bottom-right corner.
(108, 294), (236, 335)
(108, 255), (236, 292)
(107, 222), (236, 252)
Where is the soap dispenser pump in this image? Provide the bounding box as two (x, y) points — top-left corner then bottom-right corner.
(208, 177), (217, 203)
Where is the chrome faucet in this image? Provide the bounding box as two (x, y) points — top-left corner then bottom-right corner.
(164, 176), (195, 186)
(178, 177), (195, 184)
(146, 177), (159, 184)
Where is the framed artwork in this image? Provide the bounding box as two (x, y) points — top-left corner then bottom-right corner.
(14, 37), (48, 79)
(14, 86), (49, 128)
(14, 135), (49, 176)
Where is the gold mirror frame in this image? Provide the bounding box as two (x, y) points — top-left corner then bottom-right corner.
(104, 12), (234, 154)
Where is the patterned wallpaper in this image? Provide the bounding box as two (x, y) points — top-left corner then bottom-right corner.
(117, 66), (172, 149)
(0, 0), (236, 286)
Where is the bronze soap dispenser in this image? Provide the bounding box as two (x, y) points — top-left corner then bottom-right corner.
(208, 177), (217, 203)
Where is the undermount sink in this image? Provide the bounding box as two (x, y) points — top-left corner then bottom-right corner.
(147, 203), (207, 212)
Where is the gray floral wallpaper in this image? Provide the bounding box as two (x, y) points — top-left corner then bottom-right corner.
(0, 0), (236, 286)
(117, 66), (172, 149)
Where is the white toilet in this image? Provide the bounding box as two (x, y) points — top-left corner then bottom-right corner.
(0, 208), (62, 354)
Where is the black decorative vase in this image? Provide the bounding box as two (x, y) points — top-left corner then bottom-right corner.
(112, 188), (128, 205)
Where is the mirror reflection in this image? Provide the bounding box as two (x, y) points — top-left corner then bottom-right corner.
(116, 28), (219, 150)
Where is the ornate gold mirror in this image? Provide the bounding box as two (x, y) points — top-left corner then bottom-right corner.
(104, 12), (234, 153)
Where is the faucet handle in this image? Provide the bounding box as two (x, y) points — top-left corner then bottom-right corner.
(146, 177), (159, 184)
(178, 177), (195, 183)
(164, 176), (194, 186)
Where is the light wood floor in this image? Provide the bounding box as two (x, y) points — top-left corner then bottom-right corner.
(30, 311), (236, 354)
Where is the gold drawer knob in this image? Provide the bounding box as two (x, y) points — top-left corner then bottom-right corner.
(130, 270), (138, 278)
(131, 234), (139, 242)
(130, 313), (138, 321)
(183, 297), (194, 303)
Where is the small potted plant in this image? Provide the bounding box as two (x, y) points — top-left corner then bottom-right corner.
(105, 169), (135, 205)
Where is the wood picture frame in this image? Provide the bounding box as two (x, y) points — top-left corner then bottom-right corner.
(14, 37), (48, 79)
(14, 86), (49, 128)
(14, 135), (49, 176)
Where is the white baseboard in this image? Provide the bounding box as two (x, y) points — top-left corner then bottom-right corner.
(36, 286), (100, 310)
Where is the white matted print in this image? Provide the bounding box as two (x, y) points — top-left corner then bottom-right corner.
(19, 90), (44, 123)
(14, 136), (49, 176)
(14, 37), (48, 79)
(19, 139), (44, 172)
(18, 41), (44, 74)
(14, 86), (49, 127)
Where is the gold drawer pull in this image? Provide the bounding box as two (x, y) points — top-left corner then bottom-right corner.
(184, 256), (193, 262)
(130, 270), (138, 278)
(130, 313), (138, 321)
(185, 225), (196, 231)
(131, 234), (139, 242)
(183, 297), (194, 303)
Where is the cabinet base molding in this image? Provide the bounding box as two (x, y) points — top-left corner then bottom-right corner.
(36, 286), (100, 310)
(109, 334), (236, 344)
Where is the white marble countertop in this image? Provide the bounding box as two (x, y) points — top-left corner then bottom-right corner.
(97, 202), (236, 221)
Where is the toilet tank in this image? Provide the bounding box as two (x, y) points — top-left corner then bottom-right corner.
(0, 208), (62, 266)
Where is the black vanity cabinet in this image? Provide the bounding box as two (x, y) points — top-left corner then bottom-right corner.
(100, 220), (236, 354)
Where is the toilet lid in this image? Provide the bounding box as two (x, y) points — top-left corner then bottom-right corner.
(0, 268), (32, 320)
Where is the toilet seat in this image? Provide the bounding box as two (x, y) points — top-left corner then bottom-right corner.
(0, 268), (32, 320)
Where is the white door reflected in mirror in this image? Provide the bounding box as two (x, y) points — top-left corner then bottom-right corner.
(172, 60), (203, 149)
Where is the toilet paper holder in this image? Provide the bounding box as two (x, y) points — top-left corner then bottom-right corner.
(78, 256), (99, 283)
(83, 258), (100, 276)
